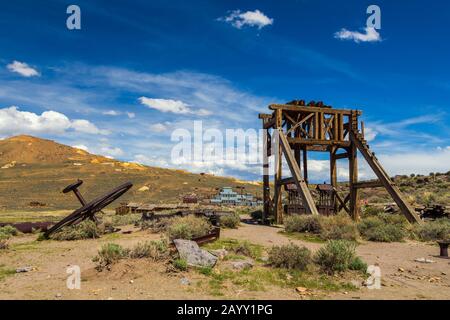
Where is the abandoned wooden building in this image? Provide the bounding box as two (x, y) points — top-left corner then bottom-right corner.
(259, 100), (422, 225)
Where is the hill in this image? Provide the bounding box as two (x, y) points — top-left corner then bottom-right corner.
(0, 135), (262, 211)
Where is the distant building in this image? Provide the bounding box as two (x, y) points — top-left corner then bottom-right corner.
(210, 187), (262, 206)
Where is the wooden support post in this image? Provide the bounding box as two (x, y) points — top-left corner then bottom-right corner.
(330, 146), (338, 213)
(273, 109), (283, 224)
(348, 143), (360, 221)
(262, 123), (270, 223)
(303, 147), (308, 184)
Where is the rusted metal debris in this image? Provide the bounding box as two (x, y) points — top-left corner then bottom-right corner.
(44, 179), (132, 238)
(170, 227), (221, 249)
(0, 222), (53, 233)
(141, 209), (234, 227)
(437, 241), (449, 258)
(416, 204), (449, 220)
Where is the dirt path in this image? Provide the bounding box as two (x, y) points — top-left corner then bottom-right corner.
(223, 223), (450, 300)
(1, 222), (449, 300)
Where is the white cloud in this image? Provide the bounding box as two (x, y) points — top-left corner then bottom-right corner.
(0, 106), (108, 136)
(100, 146), (124, 158)
(72, 144), (89, 152)
(364, 127), (378, 142)
(149, 123), (168, 133)
(7, 61), (40, 77)
(102, 110), (136, 119)
(134, 154), (170, 168)
(220, 9), (274, 29)
(139, 97), (211, 116)
(102, 110), (120, 116)
(334, 27), (381, 43)
(71, 119), (109, 135)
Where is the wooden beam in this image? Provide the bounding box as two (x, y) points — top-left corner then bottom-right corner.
(335, 152), (349, 160)
(349, 131), (422, 224)
(262, 125), (271, 222)
(278, 129), (319, 216)
(286, 113), (314, 135)
(274, 109), (283, 224)
(287, 137), (351, 147)
(278, 177), (295, 186)
(330, 146), (338, 213)
(348, 142), (359, 221)
(334, 190), (350, 214)
(269, 104), (358, 116)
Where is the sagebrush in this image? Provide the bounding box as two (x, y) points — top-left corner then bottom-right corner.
(314, 240), (365, 274)
(50, 220), (101, 241)
(268, 243), (312, 270)
(165, 216), (212, 240)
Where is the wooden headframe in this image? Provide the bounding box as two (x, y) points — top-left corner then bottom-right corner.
(259, 100), (422, 225)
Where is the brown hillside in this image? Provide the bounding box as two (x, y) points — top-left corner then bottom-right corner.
(0, 135), (262, 211)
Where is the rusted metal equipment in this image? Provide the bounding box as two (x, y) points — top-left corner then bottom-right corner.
(191, 227), (221, 245)
(416, 204), (449, 220)
(43, 180), (133, 238)
(437, 241), (449, 258)
(0, 222), (53, 233)
(169, 227), (221, 248)
(259, 100), (422, 224)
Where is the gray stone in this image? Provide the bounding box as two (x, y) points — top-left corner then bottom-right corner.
(180, 277), (190, 285)
(173, 239), (218, 268)
(231, 259), (254, 270)
(16, 266), (33, 273)
(210, 249), (228, 260)
(414, 258), (435, 264)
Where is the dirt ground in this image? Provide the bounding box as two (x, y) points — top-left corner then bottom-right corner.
(0, 222), (449, 300)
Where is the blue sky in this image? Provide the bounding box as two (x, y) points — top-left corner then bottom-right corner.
(0, 0), (449, 181)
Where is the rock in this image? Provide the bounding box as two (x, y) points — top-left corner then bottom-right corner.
(180, 277), (190, 285)
(398, 267), (405, 272)
(231, 259), (254, 270)
(414, 258), (435, 264)
(138, 186), (150, 192)
(129, 280), (134, 284)
(260, 256), (269, 263)
(174, 239), (218, 268)
(16, 266), (33, 273)
(295, 287), (307, 293)
(210, 249), (228, 260)
(55, 293), (62, 298)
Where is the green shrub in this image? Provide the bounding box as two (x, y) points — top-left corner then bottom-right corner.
(110, 214), (141, 227)
(319, 214), (359, 241)
(220, 213), (241, 229)
(268, 243), (312, 270)
(0, 225), (18, 239)
(172, 258), (188, 271)
(166, 216), (212, 240)
(93, 243), (128, 270)
(129, 239), (169, 261)
(358, 215), (407, 242)
(51, 220), (101, 241)
(362, 206), (384, 217)
(284, 215), (322, 234)
(314, 240), (362, 274)
(348, 256), (368, 272)
(414, 219), (450, 241)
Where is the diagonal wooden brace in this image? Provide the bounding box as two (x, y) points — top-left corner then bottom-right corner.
(277, 129), (319, 215)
